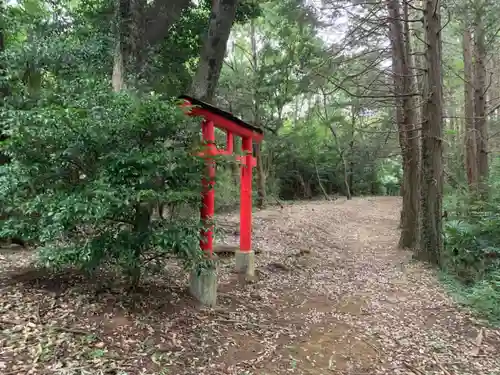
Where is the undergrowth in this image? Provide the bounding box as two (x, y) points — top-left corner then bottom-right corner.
(439, 271), (500, 325)
(443, 181), (500, 324)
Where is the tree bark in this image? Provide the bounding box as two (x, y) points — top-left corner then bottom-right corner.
(0, 24), (6, 99)
(387, 0), (420, 249)
(0, 22), (27, 247)
(417, 0), (444, 265)
(473, 15), (488, 195)
(489, 54), (500, 121)
(329, 125), (352, 200)
(486, 53), (499, 123)
(230, 137), (240, 184)
(250, 17), (266, 208)
(144, 0), (192, 47)
(401, 0), (420, 249)
(314, 159), (329, 200)
(112, 39), (125, 92)
(0, 21), (9, 165)
(348, 105), (356, 197)
(109, 0), (191, 62)
(463, 26), (477, 189)
(112, 0), (130, 91)
(112, 0), (146, 91)
(189, 0), (240, 103)
(110, 0), (154, 285)
(254, 143), (266, 207)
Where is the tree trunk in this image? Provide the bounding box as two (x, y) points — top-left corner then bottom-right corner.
(0, 24), (10, 166)
(189, 0), (240, 103)
(0, 27), (7, 109)
(401, 0), (420, 249)
(348, 105), (356, 197)
(254, 144), (266, 208)
(0, 24), (6, 99)
(387, 0), (420, 249)
(112, 0), (129, 91)
(0, 23), (26, 247)
(111, 0), (153, 286)
(112, 0), (145, 91)
(230, 137), (240, 184)
(489, 54), (500, 121)
(348, 144), (354, 196)
(463, 26), (477, 189)
(250, 17), (266, 208)
(329, 124), (351, 200)
(417, 0), (444, 265)
(313, 159), (329, 200)
(129, 202), (153, 288)
(341, 153), (352, 200)
(130, 0), (146, 80)
(112, 39), (125, 92)
(488, 54), (500, 152)
(110, 0), (191, 63)
(144, 0), (191, 47)
(473, 16), (488, 195)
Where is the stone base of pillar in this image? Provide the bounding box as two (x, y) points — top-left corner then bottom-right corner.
(189, 264), (218, 307)
(234, 250), (255, 276)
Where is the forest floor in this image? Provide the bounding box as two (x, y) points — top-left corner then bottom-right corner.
(1, 197), (500, 375)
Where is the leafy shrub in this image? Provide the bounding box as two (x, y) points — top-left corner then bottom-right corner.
(443, 186), (500, 321)
(0, 79), (206, 285)
(376, 158), (402, 196)
(444, 187), (500, 277)
(212, 164), (240, 212)
(444, 219), (500, 283)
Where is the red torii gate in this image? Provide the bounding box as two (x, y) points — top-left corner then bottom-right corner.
(179, 95), (264, 274)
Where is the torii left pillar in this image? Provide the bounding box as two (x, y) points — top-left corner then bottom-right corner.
(189, 119), (218, 307)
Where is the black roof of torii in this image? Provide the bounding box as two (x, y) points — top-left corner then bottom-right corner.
(179, 95), (264, 135)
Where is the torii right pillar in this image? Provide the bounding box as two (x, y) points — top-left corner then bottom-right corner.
(235, 136), (257, 277)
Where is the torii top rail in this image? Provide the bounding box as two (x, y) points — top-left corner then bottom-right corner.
(178, 95), (264, 256)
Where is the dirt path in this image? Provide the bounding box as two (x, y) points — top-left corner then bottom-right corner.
(1, 197), (499, 375)
(221, 196), (500, 375)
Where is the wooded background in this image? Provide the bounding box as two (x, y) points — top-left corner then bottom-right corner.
(1, 0), (500, 319)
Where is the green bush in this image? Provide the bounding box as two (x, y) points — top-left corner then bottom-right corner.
(0, 80), (206, 285)
(443, 185), (500, 322)
(444, 189), (500, 282)
(376, 158), (401, 196)
(444, 218), (500, 283)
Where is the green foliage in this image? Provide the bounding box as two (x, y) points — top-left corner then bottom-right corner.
(464, 272), (500, 323)
(149, 5), (209, 95)
(272, 119), (397, 199)
(137, 0), (264, 95)
(217, 0), (400, 200)
(443, 165), (500, 321)
(444, 168), (500, 282)
(441, 271), (500, 325)
(0, 0), (401, 291)
(273, 127), (342, 199)
(0, 80), (205, 283)
(443, 217), (500, 282)
(213, 169), (240, 212)
(377, 159), (402, 196)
